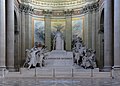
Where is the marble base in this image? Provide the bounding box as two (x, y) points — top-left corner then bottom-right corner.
(103, 66), (112, 72)
(47, 50), (73, 59)
(113, 66), (120, 69)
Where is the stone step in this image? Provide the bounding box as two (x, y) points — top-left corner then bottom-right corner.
(20, 68), (100, 74)
(45, 59), (73, 67)
(5, 68), (111, 78)
(47, 50), (73, 59)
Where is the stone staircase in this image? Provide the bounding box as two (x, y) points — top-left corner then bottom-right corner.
(5, 67), (112, 78)
(47, 50), (73, 59)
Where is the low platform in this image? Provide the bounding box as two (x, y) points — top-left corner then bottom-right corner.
(4, 67), (112, 78)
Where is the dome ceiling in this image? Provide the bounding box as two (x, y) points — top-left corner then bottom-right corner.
(22, 0), (98, 10)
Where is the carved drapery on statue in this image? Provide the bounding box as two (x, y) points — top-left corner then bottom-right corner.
(53, 24), (64, 50)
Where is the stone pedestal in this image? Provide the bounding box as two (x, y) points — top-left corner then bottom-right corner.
(47, 50), (73, 59)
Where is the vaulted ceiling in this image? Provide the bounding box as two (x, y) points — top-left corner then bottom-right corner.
(21, 0), (98, 10)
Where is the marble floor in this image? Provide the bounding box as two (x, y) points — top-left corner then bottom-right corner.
(0, 78), (120, 86)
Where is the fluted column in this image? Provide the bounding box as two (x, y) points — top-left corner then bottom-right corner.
(84, 13), (89, 48)
(6, 0), (14, 70)
(45, 14), (51, 51)
(114, 0), (120, 68)
(104, 0), (113, 70)
(92, 10), (96, 50)
(95, 10), (101, 68)
(21, 6), (26, 65)
(24, 6), (33, 49)
(18, 9), (22, 67)
(25, 12), (29, 49)
(88, 11), (92, 49)
(65, 14), (72, 51)
(0, 0), (6, 69)
(28, 14), (33, 49)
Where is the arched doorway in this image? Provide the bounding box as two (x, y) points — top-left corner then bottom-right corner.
(14, 11), (19, 71)
(99, 9), (104, 69)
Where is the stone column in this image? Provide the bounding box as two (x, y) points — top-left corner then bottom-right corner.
(65, 11), (72, 51)
(25, 12), (30, 49)
(114, 0), (120, 68)
(29, 14), (33, 49)
(6, 0), (14, 70)
(24, 5), (33, 49)
(104, 0), (113, 70)
(20, 4), (26, 65)
(18, 9), (22, 67)
(84, 13), (89, 48)
(45, 13), (51, 51)
(95, 10), (101, 68)
(28, 7), (33, 49)
(0, 0), (6, 69)
(92, 10), (96, 50)
(84, 10), (92, 49)
(88, 11), (92, 49)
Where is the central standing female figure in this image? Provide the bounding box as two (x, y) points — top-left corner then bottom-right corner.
(53, 24), (64, 50)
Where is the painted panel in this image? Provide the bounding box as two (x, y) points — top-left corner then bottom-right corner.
(51, 19), (65, 33)
(51, 19), (66, 39)
(72, 17), (84, 39)
(32, 18), (45, 46)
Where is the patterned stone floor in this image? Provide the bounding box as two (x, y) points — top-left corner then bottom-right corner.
(0, 78), (120, 86)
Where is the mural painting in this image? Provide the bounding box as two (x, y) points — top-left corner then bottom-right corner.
(33, 18), (45, 46)
(72, 17), (84, 39)
(51, 19), (65, 33)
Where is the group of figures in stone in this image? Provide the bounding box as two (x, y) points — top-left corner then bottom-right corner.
(72, 36), (97, 69)
(23, 43), (48, 69)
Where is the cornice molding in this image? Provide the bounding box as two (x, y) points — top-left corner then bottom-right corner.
(81, 2), (99, 14)
(20, 2), (99, 16)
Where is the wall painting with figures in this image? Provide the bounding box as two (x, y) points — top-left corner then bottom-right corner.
(51, 18), (65, 34)
(72, 17), (84, 40)
(32, 18), (45, 46)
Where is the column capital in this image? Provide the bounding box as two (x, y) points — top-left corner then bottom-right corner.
(42, 10), (52, 16)
(64, 9), (73, 16)
(19, 4), (34, 14)
(81, 2), (99, 14)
